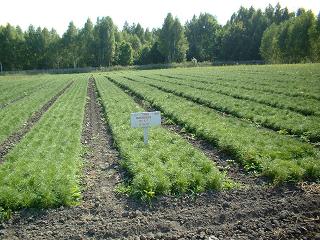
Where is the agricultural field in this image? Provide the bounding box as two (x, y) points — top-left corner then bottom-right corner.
(0, 64), (319, 239)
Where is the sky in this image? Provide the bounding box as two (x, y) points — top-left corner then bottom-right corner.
(0, 0), (319, 35)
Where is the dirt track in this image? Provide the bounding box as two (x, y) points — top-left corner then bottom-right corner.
(1, 78), (319, 240)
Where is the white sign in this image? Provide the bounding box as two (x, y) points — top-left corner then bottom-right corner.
(131, 111), (161, 128)
(131, 111), (161, 144)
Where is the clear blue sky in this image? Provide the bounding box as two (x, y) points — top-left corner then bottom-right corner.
(1, 0), (319, 35)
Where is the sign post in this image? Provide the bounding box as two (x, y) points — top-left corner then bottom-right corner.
(131, 111), (161, 144)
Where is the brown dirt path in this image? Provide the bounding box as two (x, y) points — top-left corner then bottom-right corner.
(0, 78), (319, 240)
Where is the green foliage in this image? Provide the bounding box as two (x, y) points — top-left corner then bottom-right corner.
(94, 17), (116, 66)
(262, 160), (306, 183)
(78, 18), (95, 67)
(219, 7), (269, 61)
(96, 76), (229, 200)
(185, 13), (221, 61)
(62, 22), (80, 68)
(118, 41), (133, 66)
(0, 207), (11, 222)
(0, 24), (25, 71)
(309, 13), (320, 62)
(159, 13), (188, 63)
(261, 11), (318, 63)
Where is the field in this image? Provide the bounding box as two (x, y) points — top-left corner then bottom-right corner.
(0, 64), (319, 239)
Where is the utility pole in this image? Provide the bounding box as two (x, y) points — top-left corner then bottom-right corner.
(0, 62), (2, 73)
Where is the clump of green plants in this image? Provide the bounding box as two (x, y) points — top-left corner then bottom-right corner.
(0, 207), (11, 222)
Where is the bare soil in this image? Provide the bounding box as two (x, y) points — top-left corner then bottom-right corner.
(0, 81), (73, 162)
(0, 78), (319, 240)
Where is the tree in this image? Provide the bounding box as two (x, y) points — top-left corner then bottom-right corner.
(309, 12), (320, 61)
(144, 28), (154, 43)
(134, 23), (145, 43)
(159, 13), (188, 63)
(128, 34), (142, 63)
(0, 24), (25, 70)
(287, 11), (314, 62)
(138, 45), (151, 65)
(118, 41), (133, 65)
(296, 8), (306, 17)
(185, 13), (221, 61)
(79, 18), (95, 67)
(274, 3), (283, 24)
(149, 42), (165, 63)
(47, 29), (62, 69)
(260, 23), (281, 63)
(39, 27), (57, 68)
(62, 21), (80, 68)
(261, 11), (316, 63)
(219, 6), (269, 61)
(94, 17), (115, 66)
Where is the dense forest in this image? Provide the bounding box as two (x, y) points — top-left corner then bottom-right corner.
(0, 3), (320, 71)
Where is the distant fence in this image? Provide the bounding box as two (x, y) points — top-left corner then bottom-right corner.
(0, 60), (265, 75)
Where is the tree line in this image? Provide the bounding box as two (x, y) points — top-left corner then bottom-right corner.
(0, 3), (319, 71)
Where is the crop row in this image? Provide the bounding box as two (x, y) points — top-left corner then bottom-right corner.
(0, 75), (52, 107)
(108, 73), (320, 183)
(126, 75), (320, 143)
(142, 73), (320, 117)
(165, 64), (320, 99)
(177, 70), (318, 91)
(0, 77), (87, 210)
(95, 76), (230, 200)
(0, 75), (40, 94)
(0, 78), (73, 145)
(172, 72), (320, 101)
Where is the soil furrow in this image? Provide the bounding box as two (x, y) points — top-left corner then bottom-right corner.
(0, 81), (73, 163)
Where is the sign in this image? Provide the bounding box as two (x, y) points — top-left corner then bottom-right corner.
(131, 111), (161, 128)
(130, 111), (161, 144)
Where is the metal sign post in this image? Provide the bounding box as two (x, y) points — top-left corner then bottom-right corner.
(131, 111), (161, 144)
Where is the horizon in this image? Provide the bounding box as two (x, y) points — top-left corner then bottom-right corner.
(0, 0), (319, 35)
